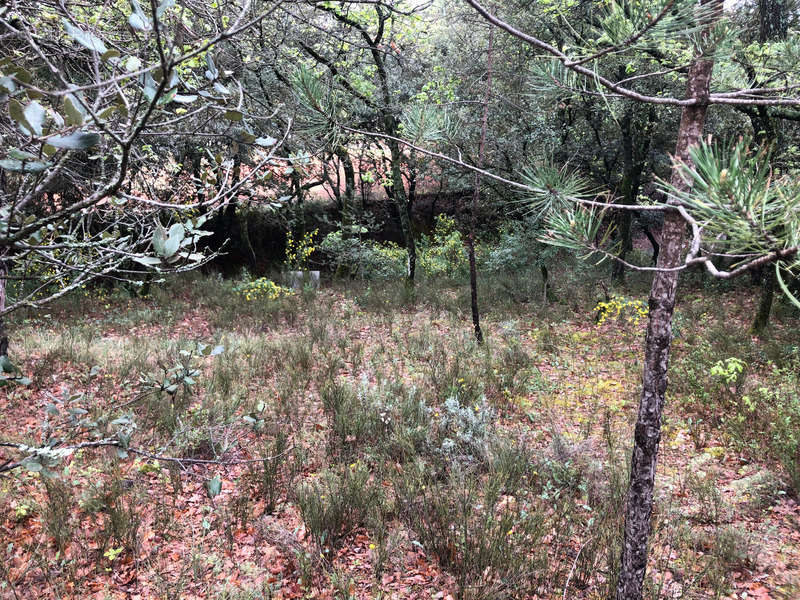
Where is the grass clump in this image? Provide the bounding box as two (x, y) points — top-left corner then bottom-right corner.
(295, 462), (384, 551)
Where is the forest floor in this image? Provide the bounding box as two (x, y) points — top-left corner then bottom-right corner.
(1, 269), (799, 600)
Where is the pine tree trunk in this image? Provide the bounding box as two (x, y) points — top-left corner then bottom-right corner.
(616, 7), (718, 595)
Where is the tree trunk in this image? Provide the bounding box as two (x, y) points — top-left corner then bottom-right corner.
(613, 105), (654, 283)
(467, 17), (494, 343)
(759, 0), (789, 41)
(336, 147), (357, 234)
(751, 266), (776, 334)
(745, 0), (787, 330)
(642, 226), (659, 265)
(0, 258), (8, 358)
(616, 6), (718, 596)
(387, 138), (417, 282)
(612, 109), (636, 283)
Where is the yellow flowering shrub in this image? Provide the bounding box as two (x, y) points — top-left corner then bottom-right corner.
(285, 229), (318, 270)
(234, 277), (294, 301)
(594, 295), (649, 326)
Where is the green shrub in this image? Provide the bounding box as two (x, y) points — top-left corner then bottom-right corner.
(320, 380), (385, 457)
(294, 463), (383, 550)
(726, 357), (800, 494)
(393, 460), (618, 600)
(436, 395), (495, 467)
(418, 214), (468, 279)
(480, 217), (553, 273)
(319, 230), (407, 279)
(42, 479), (73, 553)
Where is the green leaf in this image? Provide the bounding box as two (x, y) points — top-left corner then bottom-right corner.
(129, 12), (150, 30)
(168, 223), (185, 241)
(22, 458), (43, 473)
(97, 106), (116, 120)
(157, 0), (176, 18)
(8, 148), (38, 161)
(23, 101), (46, 136)
(255, 136), (277, 147)
(158, 88), (177, 106)
(9, 100), (46, 137)
(776, 262), (800, 310)
(0, 76), (16, 94)
(173, 94), (197, 104)
(64, 94), (87, 126)
(131, 255), (162, 266)
(8, 99), (25, 127)
(206, 475), (222, 499)
(152, 222), (167, 255)
(101, 49), (121, 63)
(48, 131), (101, 150)
(210, 345), (224, 356)
(124, 56), (142, 72)
(62, 19), (107, 53)
(128, 0), (152, 30)
(224, 109), (243, 122)
(205, 53), (219, 81)
(0, 159), (50, 172)
(141, 72), (158, 102)
(163, 223), (184, 256)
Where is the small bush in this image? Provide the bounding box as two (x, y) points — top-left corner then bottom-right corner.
(294, 463), (383, 550)
(480, 217), (553, 274)
(320, 380), (385, 457)
(418, 215), (468, 279)
(234, 277), (294, 301)
(42, 478), (73, 553)
(435, 395), (495, 467)
(247, 431), (292, 514)
(684, 459), (727, 524)
(722, 353), (800, 494)
(320, 230), (406, 279)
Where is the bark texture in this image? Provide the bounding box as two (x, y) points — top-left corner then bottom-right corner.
(615, 14), (718, 598)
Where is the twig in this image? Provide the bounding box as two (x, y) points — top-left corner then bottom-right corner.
(563, 536), (593, 599)
(0, 439), (294, 475)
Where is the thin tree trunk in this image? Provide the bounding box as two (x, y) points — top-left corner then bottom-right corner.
(387, 143), (417, 281)
(467, 18), (494, 343)
(0, 257), (8, 358)
(751, 266), (776, 334)
(336, 147), (357, 234)
(642, 226), (659, 265)
(612, 109), (636, 283)
(616, 3), (719, 596)
(613, 105), (654, 283)
(745, 0), (787, 331)
(759, 0), (788, 41)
